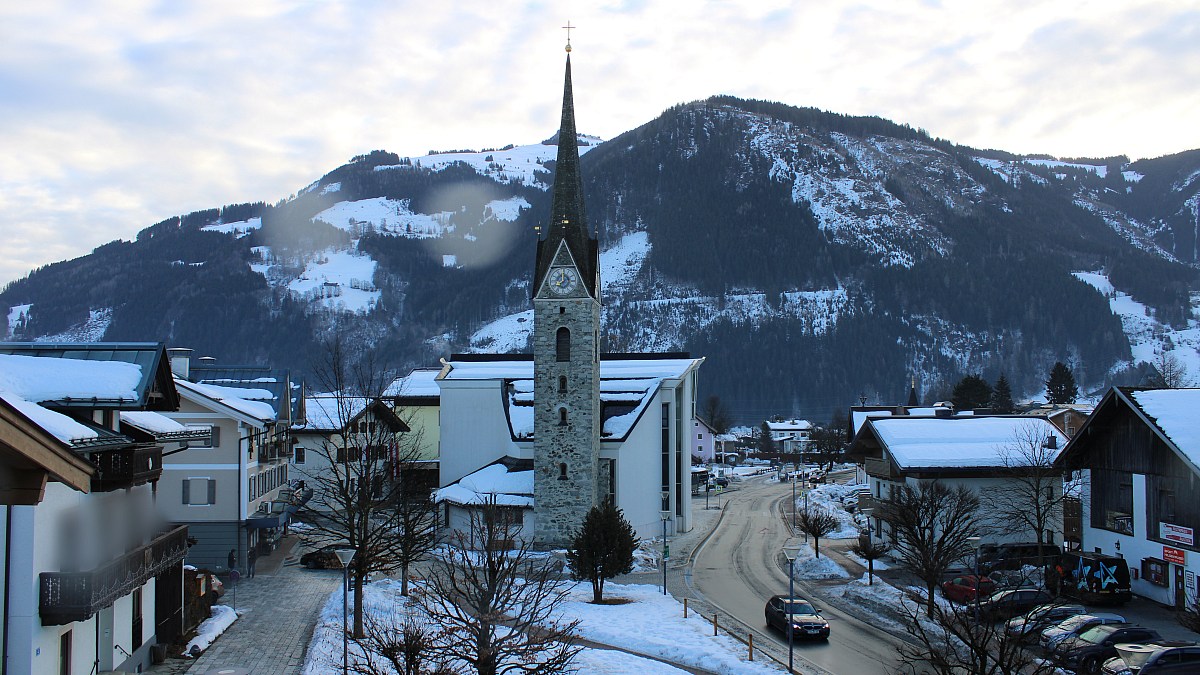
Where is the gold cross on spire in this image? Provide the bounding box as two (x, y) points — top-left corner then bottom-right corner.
(563, 20), (575, 52)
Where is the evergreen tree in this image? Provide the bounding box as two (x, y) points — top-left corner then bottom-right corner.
(951, 374), (993, 411)
(991, 374), (1015, 414)
(757, 421), (778, 456)
(566, 502), (638, 603)
(1045, 362), (1079, 404)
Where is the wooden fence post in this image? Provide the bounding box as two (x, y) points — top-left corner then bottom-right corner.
(748, 633), (754, 661)
(683, 598), (688, 618)
(713, 613), (718, 636)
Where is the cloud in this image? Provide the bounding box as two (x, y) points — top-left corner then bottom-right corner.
(1, 0), (1197, 285)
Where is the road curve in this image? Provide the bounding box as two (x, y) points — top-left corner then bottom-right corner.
(690, 476), (903, 675)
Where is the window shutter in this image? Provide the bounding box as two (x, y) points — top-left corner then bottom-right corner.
(182, 479), (190, 504)
(207, 479), (216, 504)
(210, 425), (221, 447)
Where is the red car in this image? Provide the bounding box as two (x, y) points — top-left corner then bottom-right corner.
(941, 575), (996, 603)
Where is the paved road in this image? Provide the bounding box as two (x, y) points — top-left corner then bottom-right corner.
(690, 476), (903, 675)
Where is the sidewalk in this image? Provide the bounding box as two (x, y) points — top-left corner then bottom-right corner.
(149, 535), (344, 674)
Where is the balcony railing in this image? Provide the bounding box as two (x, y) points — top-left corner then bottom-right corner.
(864, 457), (895, 479)
(40, 525), (188, 626)
(90, 445), (163, 491)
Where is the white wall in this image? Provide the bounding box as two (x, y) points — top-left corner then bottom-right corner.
(438, 379), (519, 486)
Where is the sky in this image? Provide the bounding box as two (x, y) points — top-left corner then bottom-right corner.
(2, 0), (1198, 286)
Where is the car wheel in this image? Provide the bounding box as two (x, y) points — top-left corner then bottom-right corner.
(1081, 655), (1099, 674)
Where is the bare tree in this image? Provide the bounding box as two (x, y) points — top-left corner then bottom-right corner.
(794, 507), (840, 558)
(699, 395), (733, 434)
(894, 595), (1058, 675)
(420, 499), (581, 675)
(984, 422), (1072, 577)
(849, 533), (890, 586)
(298, 335), (438, 637)
(880, 481), (983, 617)
(1145, 351), (1190, 388)
(349, 611), (448, 675)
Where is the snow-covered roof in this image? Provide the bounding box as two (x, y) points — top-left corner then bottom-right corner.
(1127, 389), (1200, 470)
(0, 390), (98, 444)
(176, 379), (277, 422)
(296, 396), (369, 431)
(766, 419), (812, 431)
(868, 416), (1067, 469)
(852, 409), (892, 434)
(120, 410), (190, 435)
(441, 356), (704, 442)
(0, 353), (142, 404)
(434, 462), (534, 508)
(385, 368), (441, 399)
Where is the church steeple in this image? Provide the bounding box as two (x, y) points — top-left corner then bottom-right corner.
(534, 55), (599, 299)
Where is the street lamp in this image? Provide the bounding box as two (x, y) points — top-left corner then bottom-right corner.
(335, 548), (357, 674)
(782, 544), (802, 674)
(660, 490), (671, 596)
(862, 507), (876, 585)
(967, 536), (982, 622)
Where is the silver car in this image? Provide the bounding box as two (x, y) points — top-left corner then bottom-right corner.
(1040, 612), (1127, 651)
(1005, 603), (1087, 642)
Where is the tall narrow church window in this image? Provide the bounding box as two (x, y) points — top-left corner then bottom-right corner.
(559, 463), (568, 480)
(559, 407), (568, 426)
(558, 375), (567, 393)
(556, 327), (570, 361)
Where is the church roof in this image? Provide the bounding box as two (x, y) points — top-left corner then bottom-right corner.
(438, 355), (704, 442)
(434, 459), (534, 508)
(533, 54), (598, 298)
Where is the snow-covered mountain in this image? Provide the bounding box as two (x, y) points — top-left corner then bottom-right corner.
(4, 100), (1199, 421)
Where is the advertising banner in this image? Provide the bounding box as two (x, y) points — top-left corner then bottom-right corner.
(1163, 546), (1186, 565)
(1160, 522), (1194, 546)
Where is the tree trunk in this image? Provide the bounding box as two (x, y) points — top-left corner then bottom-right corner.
(401, 561), (410, 596)
(926, 581), (937, 618)
(592, 576), (603, 603)
(814, 536), (821, 558)
(868, 558), (874, 586)
(353, 571), (366, 638)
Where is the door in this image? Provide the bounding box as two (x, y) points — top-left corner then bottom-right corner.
(1175, 564), (1186, 610)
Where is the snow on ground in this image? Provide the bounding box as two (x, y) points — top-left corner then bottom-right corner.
(312, 197), (453, 238)
(6, 303), (30, 337)
(786, 539), (851, 580)
(792, 482), (868, 540)
(186, 604), (238, 657)
(303, 578), (781, 674)
(1074, 270), (1200, 382)
(287, 249), (381, 314)
(601, 230), (651, 293)
(484, 196), (529, 221)
(31, 308), (112, 343)
(468, 309), (533, 352)
(201, 217), (262, 237)
(374, 140), (599, 188)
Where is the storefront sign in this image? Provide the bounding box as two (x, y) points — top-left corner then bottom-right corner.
(1160, 522), (1194, 546)
(1163, 545), (1187, 565)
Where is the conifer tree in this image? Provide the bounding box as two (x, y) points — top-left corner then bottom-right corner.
(567, 502), (638, 603)
(1045, 362), (1079, 404)
(991, 374), (1015, 414)
(951, 374), (992, 411)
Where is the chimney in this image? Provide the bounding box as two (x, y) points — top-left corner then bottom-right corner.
(167, 348), (193, 379)
(197, 356), (217, 367)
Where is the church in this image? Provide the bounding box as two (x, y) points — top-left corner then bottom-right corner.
(433, 48), (704, 547)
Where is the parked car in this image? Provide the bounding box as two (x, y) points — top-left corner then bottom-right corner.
(975, 587), (1055, 621)
(941, 575), (997, 603)
(1051, 624), (1163, 674)
(1047, 551), (1133, 605)
(764, 595), (830, 640)
(300, 543), (351, 569)
(1041, 613), (1128, 652)
(978, 541), (1060, 575)
(1004, 602), (1087, 642)
(1101, 641), (1200, 673)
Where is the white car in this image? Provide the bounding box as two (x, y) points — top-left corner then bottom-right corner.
(1040, 612), (1127, 651)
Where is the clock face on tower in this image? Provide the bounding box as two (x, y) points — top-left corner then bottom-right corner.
(548, 267), (580, 296)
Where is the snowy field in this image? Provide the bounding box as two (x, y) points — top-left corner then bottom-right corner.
(373, 139), (599, 188)
(302, 579), (785, 674)
(285, 249), (381, 314)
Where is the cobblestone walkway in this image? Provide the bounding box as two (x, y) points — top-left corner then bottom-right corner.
(149, 536), (343, 675)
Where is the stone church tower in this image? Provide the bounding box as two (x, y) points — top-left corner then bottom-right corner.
(532, 52), (602, 547)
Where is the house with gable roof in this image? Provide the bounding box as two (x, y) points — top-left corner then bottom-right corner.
(0, 342), (202, 674)
(156, 349), (298, 571)
(1054, 386), (1200, 608)
(847, 415), (1069, 549)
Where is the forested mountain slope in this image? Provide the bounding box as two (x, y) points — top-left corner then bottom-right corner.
(5, 99), (1199, 422)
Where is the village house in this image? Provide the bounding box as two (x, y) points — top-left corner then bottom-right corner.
(0, 342), (200, 674)
(1055, 386), (1200, 608)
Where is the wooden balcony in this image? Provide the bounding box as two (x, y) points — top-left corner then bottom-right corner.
(40, 525), (188, 626)
(89, 445), (162, 491)
(863, 457), (896, 479)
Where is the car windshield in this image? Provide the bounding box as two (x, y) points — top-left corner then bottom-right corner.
(1078, 626), (1110, 644)
(783, 600), (816, 616)
(1056, 615), (1093, 631)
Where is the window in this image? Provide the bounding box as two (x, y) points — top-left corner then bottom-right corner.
(558, 376), (567, 394)
(697, 433), (703, 440)
(559, 408), (567, 426)
(293, 446), (305, 464)
(59, 631), (71, 675)
(183, 478), (216, 505)
(559, 463), (568, 480)
(556, 327), (570, 361)
(188, 424), (221, 448)
(132, 588), (143, 649)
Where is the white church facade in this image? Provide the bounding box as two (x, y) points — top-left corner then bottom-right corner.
(433, 50), (704, 547)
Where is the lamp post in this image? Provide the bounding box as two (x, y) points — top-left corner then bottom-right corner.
(334, 548), (357, 674)
(790, 473), (797, 534)
(967, 536), (982, 622)
(862, 507), (875, 585)
(661, 490), (671, 596)
(782, 544), (802, 674)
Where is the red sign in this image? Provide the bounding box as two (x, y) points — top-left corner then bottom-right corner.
(1163, 546), (1187, 565)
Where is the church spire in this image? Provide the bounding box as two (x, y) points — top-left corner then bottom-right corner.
(534, 53), (598, 299)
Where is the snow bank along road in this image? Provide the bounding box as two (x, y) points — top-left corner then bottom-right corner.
(690, 476), (904, 674)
